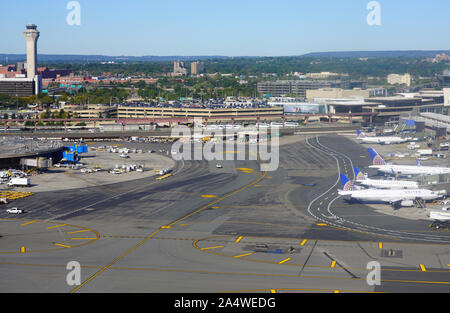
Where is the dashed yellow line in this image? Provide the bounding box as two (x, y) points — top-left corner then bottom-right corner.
(201, 246), (224, 250)
(67, 229), (91, 234)
(47, 224), (67, 229)
(270, 289), (276, 293)
(234, 253), (254, 258)
(420, 264), (427, 272)
(279, 258), (291, 264)
(300, 239), (307, 246)
(20, 221), (36, 226)
(378, 242), (383, 249)
(235, 236), (243, 243)
(331, 261), (337, 268)
(54, 243), (71, 248)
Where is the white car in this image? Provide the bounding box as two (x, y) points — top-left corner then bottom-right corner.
(216, 164), (223, 168)
(6, 207), (23, 214)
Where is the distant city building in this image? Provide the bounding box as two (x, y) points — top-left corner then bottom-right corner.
(191, 61), (204, 75)
(257, 79), (365, 98)
(0, 76), (40, 97)
(387, 73), (412, 87)
(437, 70), (450, 88)
(173, 61), (188, 76)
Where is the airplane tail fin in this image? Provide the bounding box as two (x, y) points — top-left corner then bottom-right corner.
(340, 174), (358, 191)
(368, 148), (386, 166)
(354, 166), (366, 180)
(416, 159), (422, 166)
(356, 129), (365, 139)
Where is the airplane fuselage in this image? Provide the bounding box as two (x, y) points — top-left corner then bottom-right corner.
(370, 164), (450, 176)
(356, 178), (418, 189)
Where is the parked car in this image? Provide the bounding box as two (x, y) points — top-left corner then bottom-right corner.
(6, 207), (23, 214)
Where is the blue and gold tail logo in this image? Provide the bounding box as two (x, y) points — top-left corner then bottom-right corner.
(340, 174), (358, 191)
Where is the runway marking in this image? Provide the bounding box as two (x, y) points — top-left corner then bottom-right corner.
(270, 289), (276, 293)
(300, 239), (307, 246)
(72, 159), (268, 292)
(235, 236), (243, 243)
(3, 261), (450, 290)
(54, 243), (71, 248)
(47, 224), (66, 229)
(201, 195), (217, 198)
(334, 290), (340, 293)
(279, 258), (291, 264)
(420, 264), (427, 272)
(330, 260), (337, 268)
(20, 246), (26, 253)
(316, 223), (327, 226)
(67, 229), (90, 234)
(201, 246), (224, 250)
(161, 226), (171, 229)
(379, 242), (383, 249)
(20, 221), (36, 226)
(234, 253), (254, 258)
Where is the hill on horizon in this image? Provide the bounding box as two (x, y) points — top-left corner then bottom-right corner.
(0, 50), (449, 63)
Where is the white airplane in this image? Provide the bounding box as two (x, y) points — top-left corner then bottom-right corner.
(338, 174), (445, 208)
(368, 148), (450, 176)
(353, 166), (419, 189)
(356, 130), (407, 145)
(428, 207), (450, 222)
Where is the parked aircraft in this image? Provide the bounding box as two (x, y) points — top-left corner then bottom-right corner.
(353, 166), (419, 189)
(338, 174), (444, 209)
(356, 130), (407, 145)
(368, 148), (450, 176)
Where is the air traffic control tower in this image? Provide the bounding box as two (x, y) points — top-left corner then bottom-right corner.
(23, 24), (39, 79)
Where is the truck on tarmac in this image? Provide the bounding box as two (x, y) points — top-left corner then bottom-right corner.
(8, 177), (30, 187)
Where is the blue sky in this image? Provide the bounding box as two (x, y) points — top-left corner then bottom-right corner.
(1, 0), (449, 56)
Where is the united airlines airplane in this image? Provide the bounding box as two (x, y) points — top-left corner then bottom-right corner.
(368, 148), (450, 176)
(338, 174), (445, 208)
(356, 130), (407, 145)
(353, 166), (419, 189)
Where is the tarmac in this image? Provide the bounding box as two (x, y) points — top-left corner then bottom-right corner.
(1, 134), (450, 293)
